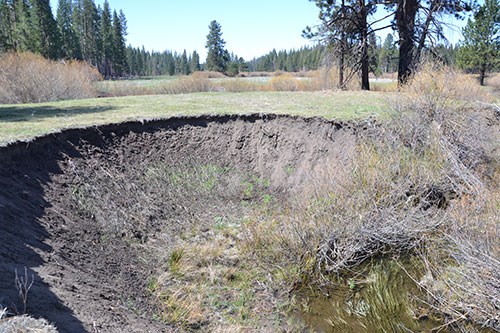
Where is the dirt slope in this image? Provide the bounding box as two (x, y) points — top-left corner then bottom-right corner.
(0, 114), (355, 332)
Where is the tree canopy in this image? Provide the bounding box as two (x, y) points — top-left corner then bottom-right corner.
(306, 0), (475, 88)
(456, 0), (500, 85)
(0, 0), (128, 77)
(205, 20), (228, 72)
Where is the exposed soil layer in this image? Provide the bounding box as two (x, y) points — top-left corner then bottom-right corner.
(0, 114), (355, 332)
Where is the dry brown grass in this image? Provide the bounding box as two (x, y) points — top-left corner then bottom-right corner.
(216, 79), (261, 92)
(486, 72), (500, 93)
(0, 52), (100, 104)
(268, 74), (300, 91)
(157, 77), (212, 94)
(98, 68), (371, 97)
(0, 314), (58, 333)
(239, 71), (272, 77)
(191, 71), (227, 79)
(402, 64), (492, 105)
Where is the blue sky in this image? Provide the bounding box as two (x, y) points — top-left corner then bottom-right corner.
(49, 0), (470, 60)
(50, 0), (321, 60)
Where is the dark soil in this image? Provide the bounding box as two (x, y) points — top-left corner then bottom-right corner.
(0, 114), (354, 332)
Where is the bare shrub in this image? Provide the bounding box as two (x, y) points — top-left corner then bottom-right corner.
(14, 267), (34, 314)
(0, 52), (100, 104)
(241, 71), (272, 77)
(307, 66), (360, 91)
(486, 72), (500, 92)
(268, 74), (299, 91)
(402, 63), (492, 106)
(190, 71), (226, 79)
(215, 79), (261, 92)
(240, 65), (499, 330)
(157, 77), (212, 94)
(385, 65), (499, 330)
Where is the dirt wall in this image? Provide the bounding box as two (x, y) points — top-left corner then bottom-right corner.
(0, 114), (355, 332)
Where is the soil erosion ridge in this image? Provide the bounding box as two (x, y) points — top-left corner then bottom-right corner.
(0, 114), (355, 332)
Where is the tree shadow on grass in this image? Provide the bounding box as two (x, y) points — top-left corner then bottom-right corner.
(0, 105), (115, 122)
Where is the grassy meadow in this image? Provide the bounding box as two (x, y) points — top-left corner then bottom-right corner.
(0, 90), (389, 145)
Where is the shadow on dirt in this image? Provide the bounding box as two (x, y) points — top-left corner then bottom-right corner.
(0, 105), (114, 122)
(0, 138), (87, 331)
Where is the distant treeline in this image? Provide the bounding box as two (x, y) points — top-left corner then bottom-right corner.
(247, 38), (458, 75)
(0, 0), (128, 77)
(126, 48), (202, 77)
(248, 45), (327, 72)
(125, 46), (329, 77)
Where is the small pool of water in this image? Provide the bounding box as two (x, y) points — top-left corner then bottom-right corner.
(295, 259), (447, 332)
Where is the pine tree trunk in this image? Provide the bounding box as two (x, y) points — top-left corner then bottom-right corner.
(338, 0), (346, 90)
(339, 33), (345, 90)
(479, 63), (486, 86)
(396, 0), (418, 85)
(360, 0), (370, 90)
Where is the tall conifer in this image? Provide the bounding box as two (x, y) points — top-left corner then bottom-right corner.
(57, 0), (81, 59)
(99, 0), (113, 77)
(112, 9), (127, 76)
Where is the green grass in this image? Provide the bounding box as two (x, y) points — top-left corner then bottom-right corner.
(0, 91), (390, 145)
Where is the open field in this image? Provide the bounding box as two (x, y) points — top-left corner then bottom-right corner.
(0, 91), (389, 145)
(1, 67), (499, 332)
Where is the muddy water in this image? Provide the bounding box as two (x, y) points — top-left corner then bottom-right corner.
(295, 259), (447, 333)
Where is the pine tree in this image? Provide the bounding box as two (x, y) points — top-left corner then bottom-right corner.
(74, 0), (100, 66)
(118, 9), (127, 36)
(0, 0), (13, 51)
(165, 51), (175, 75)
(457, 0), (499, 85)
(57, 0), (81, 59)
(31, 0), (60, 59)
(379, 34), (397, 73)
(190, 50), (200, 72)
(180, 49), (190, 74)
(368, 33), (379, 75)
(112, 9), (127, 76)
(205, 20), (227, 72)
(99, 0), (113, 77)
(11, 0), (34, 52)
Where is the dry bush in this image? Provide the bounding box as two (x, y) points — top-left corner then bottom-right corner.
(295, 70), (318, 78)
(402, 63), (492, 106)
(268, 74), (299, 91)
(157, 77), (212, 94)
(0, 52), (100, 104)
(486, 72), (500, 92)
(240, 64), (499, 330)
(241, 71), (272, 78)
(307, 66), (360, 91)
(297, 77), (322, 91)
(419, 190), (500, 332)
(190, 71), (226, 79)
(215, 79), (261, 92)
(370, 80), (398, 92)
(0, 315), (58, 333)
(389, 64), (500, 330)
